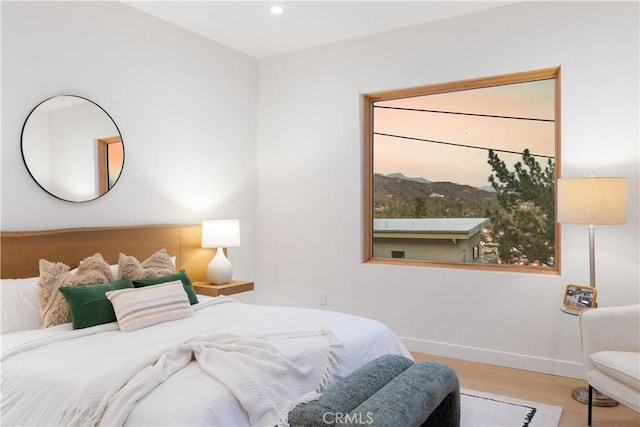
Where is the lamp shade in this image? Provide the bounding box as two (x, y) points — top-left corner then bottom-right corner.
(557, 177), (627, 224)
(201, 219), (241, 248)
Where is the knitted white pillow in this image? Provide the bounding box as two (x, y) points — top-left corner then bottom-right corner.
(38, 253), (113, 328)
(117, 248), (175, 280)
(106, 280), (192, 332)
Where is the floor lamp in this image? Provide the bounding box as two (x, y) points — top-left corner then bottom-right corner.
(557, 174), (628, 406)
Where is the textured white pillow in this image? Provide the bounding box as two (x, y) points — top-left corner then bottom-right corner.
(117, 249), (176, 280)
(38, 254), (113, 328)
(106, 280), (192, 332)
(1, 277), (42, 333)
(113, 256), (176, 279)
(71, 258), (176, 279)
(71, 264), (119, 278)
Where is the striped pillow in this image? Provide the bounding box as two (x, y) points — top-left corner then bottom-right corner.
(106, 280), (192, 332)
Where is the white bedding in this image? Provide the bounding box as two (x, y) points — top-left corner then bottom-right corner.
(1, 296), (411, 426)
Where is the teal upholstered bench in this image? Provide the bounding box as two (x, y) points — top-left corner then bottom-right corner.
(289, 354), (460, 427)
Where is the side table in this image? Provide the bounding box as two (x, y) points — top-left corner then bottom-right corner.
(193, 280), (254, 297)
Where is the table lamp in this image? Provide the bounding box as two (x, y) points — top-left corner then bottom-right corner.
(557, 173), (627, 406)
(201, 219), (241, 285)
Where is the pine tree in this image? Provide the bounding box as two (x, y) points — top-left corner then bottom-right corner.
(412, 196), (427, 218)
(487, 149), (555, 265)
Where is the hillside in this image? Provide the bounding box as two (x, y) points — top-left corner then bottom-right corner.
(373, 173), (500, 218)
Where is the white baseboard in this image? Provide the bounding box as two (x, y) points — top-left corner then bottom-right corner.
(401, 336), (586, 380)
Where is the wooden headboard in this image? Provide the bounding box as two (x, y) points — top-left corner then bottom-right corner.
(0, 224), (213, 281)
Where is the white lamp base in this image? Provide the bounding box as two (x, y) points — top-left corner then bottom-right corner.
(207, 248), (233, 285)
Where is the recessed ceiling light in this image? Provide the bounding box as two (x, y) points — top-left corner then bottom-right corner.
(270, 6), (283, 15)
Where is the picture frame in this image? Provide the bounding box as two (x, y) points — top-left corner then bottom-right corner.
(563, 284), (597, 311)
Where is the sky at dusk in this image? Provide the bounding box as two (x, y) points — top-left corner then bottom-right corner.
(373, 78), (556, 188)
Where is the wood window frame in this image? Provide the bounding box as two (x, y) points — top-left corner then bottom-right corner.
(97, 136), (123, 195)
(362, 67), (561, 274)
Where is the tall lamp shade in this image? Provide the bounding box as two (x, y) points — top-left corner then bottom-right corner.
(557, 177), (627, 225)
(201, 219), (240, 285)
(557, 176), (627, 287)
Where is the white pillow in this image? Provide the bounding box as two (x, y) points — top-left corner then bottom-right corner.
(1, 277), (42, 333)
(107, 280), (192, 332)
(111, 264), (119, 278)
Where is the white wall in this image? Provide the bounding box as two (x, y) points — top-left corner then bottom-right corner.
(256, 1), (639, 378)
(1, 2), (257, 281)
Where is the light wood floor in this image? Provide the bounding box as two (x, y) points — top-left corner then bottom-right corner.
(412, 352), (640, 427)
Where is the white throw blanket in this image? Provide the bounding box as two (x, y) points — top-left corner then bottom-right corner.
(59, 329), (341, 427)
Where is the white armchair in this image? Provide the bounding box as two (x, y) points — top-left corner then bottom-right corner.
(579, 304), (640, 426)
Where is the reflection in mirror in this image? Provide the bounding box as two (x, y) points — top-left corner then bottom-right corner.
(97, 136), (124, 194)
(21, 95), (124, 202)
(363, 68), (560, 273)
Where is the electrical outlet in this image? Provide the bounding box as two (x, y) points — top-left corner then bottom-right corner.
(319, 292), (327, 306)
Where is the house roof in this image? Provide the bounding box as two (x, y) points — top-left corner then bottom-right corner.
(373, 218), (489, 240)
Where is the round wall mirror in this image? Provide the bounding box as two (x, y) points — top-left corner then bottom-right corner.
(21, 95), (125, 203)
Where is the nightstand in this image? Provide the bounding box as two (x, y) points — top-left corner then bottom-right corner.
(193, 280), (254, 297)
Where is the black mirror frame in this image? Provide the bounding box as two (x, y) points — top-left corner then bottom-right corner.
(20, 95), (125, 203)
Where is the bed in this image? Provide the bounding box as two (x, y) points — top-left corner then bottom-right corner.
(0, 225), (411, 426)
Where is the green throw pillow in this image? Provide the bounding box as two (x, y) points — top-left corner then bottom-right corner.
(59, 277), (134, 329)
(131, 270), (199, 305)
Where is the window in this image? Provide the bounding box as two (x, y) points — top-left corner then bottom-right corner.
(362, 68), (560, 274)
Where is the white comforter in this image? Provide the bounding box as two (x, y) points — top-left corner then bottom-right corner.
(1, 297), (410, 426)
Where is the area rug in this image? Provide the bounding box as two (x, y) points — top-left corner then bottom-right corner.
(461, 388), (563, 427)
